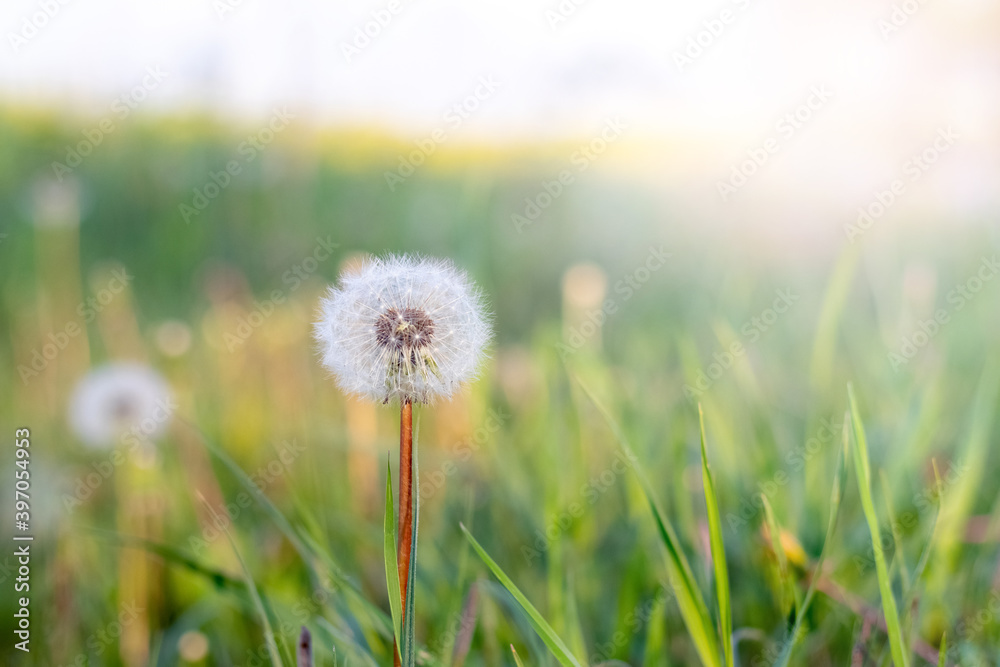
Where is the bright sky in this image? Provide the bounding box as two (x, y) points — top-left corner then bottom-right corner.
(2, 0), (998, 217)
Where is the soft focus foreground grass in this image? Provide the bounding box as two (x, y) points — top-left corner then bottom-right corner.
(1, 110), (1000, 665)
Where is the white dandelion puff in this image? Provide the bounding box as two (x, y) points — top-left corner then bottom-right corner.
(314, 254), (491, 404)
(68, 363), (175, 449)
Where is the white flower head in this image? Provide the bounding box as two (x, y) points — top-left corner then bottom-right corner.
(68, 363), (174, 449)
(314, 254), (491, 404)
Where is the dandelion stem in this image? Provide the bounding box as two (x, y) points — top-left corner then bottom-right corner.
(395, 399), (414, 667)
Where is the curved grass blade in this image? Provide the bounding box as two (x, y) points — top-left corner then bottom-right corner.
(209, 502), (285, 667)
(384, 462), (403, 661)
(699, 405), (733, 667)
(773, 413), (849, 667)
(184, 420), (391, 640)
(577, 379), (721, 667)
(848, 384), (909, 667)
(901, 461), (945, 644)
(460, 524), (584, 667)
(878, 469), (910, 591)
(89, 529), (243, 590)
(933, 362), (999, 579)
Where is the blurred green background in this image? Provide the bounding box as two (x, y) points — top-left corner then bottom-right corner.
(2, 0), (1000, 663)
(1, 106), (999, 666)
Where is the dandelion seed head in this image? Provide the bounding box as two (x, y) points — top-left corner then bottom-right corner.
(314, 254), (491, 404)
(68, 363), (173, 449)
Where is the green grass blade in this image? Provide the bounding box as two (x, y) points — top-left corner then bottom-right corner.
(460, 524), (584, 667)
(511, 644), (526, 667)
(577, 379), (721, 667)
(760, 494), (793, 617)
(937, 633), (946, 667)
(642, 590), (669, 667)
(934, 362), (999, 579)
(210, 503), (284, 667)
(878, 468), (911, 592)
(384, 462), (403, 661)
(774, 413), (849, 667)
(441, 492), (475, 667)
(848, 384), (909, 667)
(89, 529), (244, 591)
(699, 405), (733, 667)
(188, 421), (391, 642)
(901, 462), (944, 641)
(809, 245), (858, 390)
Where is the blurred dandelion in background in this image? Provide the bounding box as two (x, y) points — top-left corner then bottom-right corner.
(68, 362), (174, 452)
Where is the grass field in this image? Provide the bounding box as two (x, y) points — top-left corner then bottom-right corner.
(2, 110), (1000, 666)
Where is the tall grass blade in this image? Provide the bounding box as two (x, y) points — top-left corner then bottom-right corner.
(760, 494), (793, 617)
(577, 380), (722, 667)
(211, 503), (285, 667)
(460, 524), (584, 667)
(879, 468), (910, 591)
(774, 413), (849, 667)
(809, 246), (858, 389)
(699, 405), (734, 667)
(848, 384), (909, 667)
(383, 462), (403, 660)
(442, 492), (476, 667)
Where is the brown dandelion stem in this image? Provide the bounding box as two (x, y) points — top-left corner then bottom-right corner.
(395, 399), (414, 667)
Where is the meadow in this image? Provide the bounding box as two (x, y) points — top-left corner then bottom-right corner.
(2, 108), (1000, 666)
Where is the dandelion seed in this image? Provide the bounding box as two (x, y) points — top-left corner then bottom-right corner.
(68, 363), (174, 449)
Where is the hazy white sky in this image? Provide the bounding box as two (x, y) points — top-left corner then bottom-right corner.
(2, 0), (996, 133)
(3, 0), (998, 217)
